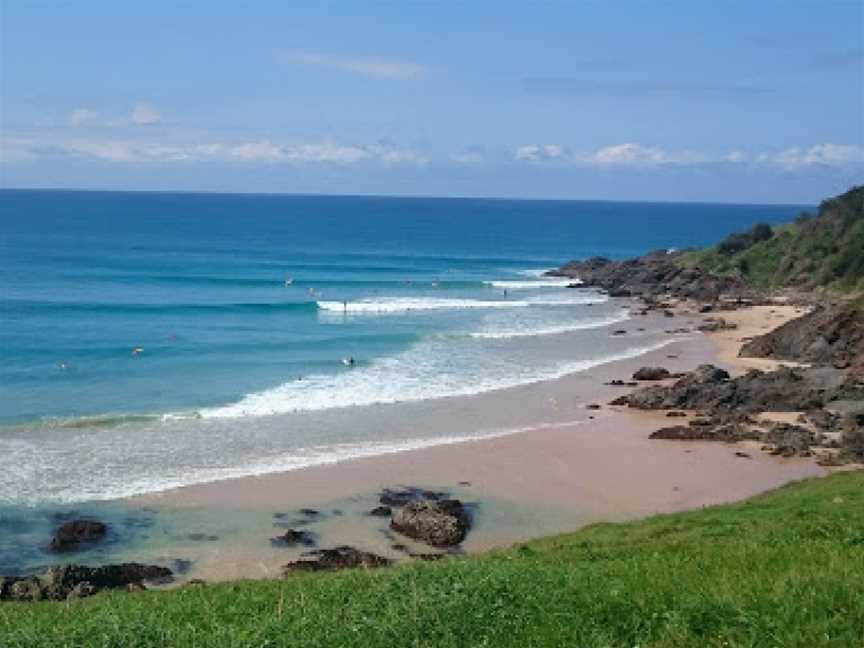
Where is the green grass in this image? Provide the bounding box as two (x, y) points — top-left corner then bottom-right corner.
(2, 472), (863, 647)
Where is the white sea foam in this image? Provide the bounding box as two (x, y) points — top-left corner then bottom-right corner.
(485, 278), (580, 290)
(469, 312), (630, 339)
(317, 293), (603, 314)
(197, 338), (674, 419)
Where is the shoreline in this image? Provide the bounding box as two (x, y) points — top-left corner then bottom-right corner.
(114, 300), (826, 582)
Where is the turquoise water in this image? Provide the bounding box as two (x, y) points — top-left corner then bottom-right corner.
(0, 190), (806, 504)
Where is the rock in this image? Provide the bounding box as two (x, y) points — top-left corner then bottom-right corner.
(282, 547), (391, 574)
(546, 251), (751, 303)
(611, 329), (627, 336)
(390, 499), (471, 547)
(740, 304), (864, 374)
(650, 424), (759, 442)
(271, 529), (316, 547)
(378, 487), (446, 507)
(0, 563), (173, 602)
(49, 519), (107, 552)
(697, 317), (738, 332)
(606, 379), (638, 387)
(633, 366), (671, 381)
(763, 424), (816, 457)
(666, 411), (687, 417)
(585, 404), (601, 410)
(612, 364), (861, 414)
(735, 451), (752, 459)
(368, 505), (392, 517)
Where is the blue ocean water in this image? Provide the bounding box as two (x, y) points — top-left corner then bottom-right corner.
(0, 190), (807, 504)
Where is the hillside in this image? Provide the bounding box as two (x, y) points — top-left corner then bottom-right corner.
(682, 186), (864, 293)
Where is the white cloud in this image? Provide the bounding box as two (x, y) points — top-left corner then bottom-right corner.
(0, 136), (427, 166)
(755, 144), (864, 169)
(68, 109), (100, 126)
(279, 51), (426, 79)
(515, 144), (569, 162)
(131, 102), (162, 125)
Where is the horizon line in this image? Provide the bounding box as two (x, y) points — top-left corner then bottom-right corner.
(0, 185), (818, 209)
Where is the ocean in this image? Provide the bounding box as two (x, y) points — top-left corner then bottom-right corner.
(0, 190), (806, 506)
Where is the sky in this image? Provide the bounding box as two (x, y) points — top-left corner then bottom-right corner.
(1, 1), (862, 203)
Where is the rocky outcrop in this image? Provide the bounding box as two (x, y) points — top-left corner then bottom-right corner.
(49, 519), (107, 552)
(390, 499), (471, 547)
(740, 303), (864, 375)
(0, 563), (172, 602)
(612, 364), (862, 414)
(282, 547), (391, 573)
(547, 251), (751, 302)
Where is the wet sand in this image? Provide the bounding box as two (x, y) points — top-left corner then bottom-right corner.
(129, 301), (825, 581)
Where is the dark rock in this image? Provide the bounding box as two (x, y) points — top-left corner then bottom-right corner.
(612, 364), (861, 414)
(740, 304), (864, 378)
(368, 505), (392, 517)
(606, 379), (638, 387)
(650, 423), (759, 442)
(49, 519), (107, 552)
(633, 366), (672, 381)
(271, 529), (316, 547)
(611, 329), (627, 336)
(187, 533), (219, 542)
(0, 563), (173, 602)
(379, 487), (445, 507)
(735, 451), (752, 459)
(282, 546), (390, 573)
(666, 411), (687, 417)
(298, 508), (320, 517)
(585, 403), (602, 410)
(390, 499), (471, 547)
(546, 251), (751, 303)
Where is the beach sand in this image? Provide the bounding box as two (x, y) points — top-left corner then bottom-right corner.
(126, 301), (825, 582)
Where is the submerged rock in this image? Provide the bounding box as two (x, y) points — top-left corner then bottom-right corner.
(271, 529), (316, 548)
(48, 519), (107, 553)
(390, 499), (471, 547)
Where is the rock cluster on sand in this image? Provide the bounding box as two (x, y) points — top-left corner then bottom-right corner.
(612, 364), (862, 414)
(282, 547), (391, 573)
(48, 519), (107, 552)
(0, 563), (173, 602)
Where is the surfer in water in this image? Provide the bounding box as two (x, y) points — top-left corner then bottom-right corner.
(341, 356), (355, 367)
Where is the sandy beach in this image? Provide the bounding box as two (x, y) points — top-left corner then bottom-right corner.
(124, 301), (825, 582)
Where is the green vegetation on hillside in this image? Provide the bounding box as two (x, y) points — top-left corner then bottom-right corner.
(2, 472), (863, 647)
(683, 185), (864, 292)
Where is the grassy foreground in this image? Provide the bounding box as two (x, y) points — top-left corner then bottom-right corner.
(2, 473), (863, 648)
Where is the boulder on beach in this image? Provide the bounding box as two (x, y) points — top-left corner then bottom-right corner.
(271, 529), (316, 548)
(632, 366), (671, 381)
(390, 498), (471, 547)
(49, 519), (108, 553)
(763, 424), (816, 457)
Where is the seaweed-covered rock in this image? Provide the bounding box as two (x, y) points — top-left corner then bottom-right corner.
(0, 563), (173, 602)
(282, 547), (391, 573)
(763, 424), (816, 457)
(390, 499), (471, 547)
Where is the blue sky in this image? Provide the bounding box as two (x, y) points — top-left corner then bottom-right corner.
(1, 1), (862, 202)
